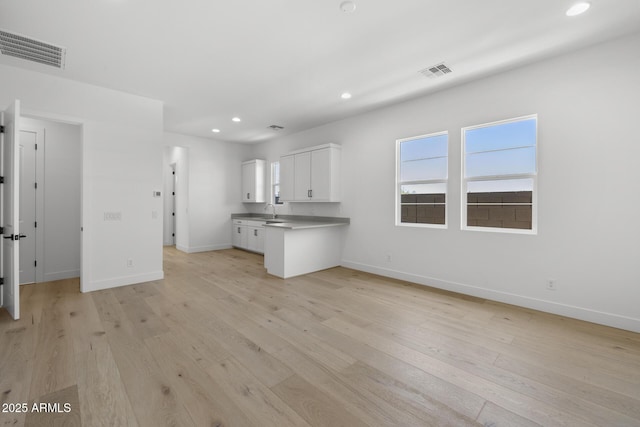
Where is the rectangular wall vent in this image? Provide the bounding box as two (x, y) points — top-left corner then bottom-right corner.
(419, 62), (452, 78)
(0, 29), (66, 69)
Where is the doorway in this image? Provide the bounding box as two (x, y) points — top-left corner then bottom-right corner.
(19, 117), (81, 285)
(171, 163), (176, 245)
(18, 126), (41, 283)
(163, 146), (188, 249)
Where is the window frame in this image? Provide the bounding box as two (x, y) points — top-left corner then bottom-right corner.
(461, 114), (538, 235)
(395, 130), (448, 229)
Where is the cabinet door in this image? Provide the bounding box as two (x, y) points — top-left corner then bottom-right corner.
(310, 148), (331, 200)
(279, 155), (295, 201)
(247, 226), (265, 253)
(232, 224), (248, 248)
(294, 152), (312, 200)
(241, 162), (255, 202)
(241, 160), (266, 203)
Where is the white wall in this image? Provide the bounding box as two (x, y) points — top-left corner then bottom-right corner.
(250, 33), (640, 332)
(0, 64), (165, 292)
(21, 117), (81, 282)
(163, 132), (250, 253)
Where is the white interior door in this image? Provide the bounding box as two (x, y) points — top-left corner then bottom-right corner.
(19, 129), (37, 284)
(1, 100), (21, 320)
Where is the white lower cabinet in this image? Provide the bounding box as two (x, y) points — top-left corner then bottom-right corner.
(247, 226), (264, 253)
(232, 219), (265, 254)
(232, 220), (248, 249)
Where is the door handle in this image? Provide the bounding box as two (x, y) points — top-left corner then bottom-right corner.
(19, 234), (27, 239)
(3, 234), (14, 240)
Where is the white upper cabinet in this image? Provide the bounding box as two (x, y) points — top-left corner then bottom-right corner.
(293, 151), (312, 200)
(241, 159), (266, 203)
(279, 155), (295, 202)
(280, 144), (340, 202)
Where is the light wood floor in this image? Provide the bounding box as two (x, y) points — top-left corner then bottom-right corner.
(1, 247), (640, 426)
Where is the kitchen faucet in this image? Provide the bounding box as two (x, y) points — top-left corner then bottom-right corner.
(264, 203), (277, 219)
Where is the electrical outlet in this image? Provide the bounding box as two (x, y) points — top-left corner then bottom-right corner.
(385, 253), (392, 262)
(546, 279), (557, 290)
(127, 258), (134, 268)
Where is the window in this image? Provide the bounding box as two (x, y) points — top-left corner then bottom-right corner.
(271, 161), (283, 204)
(396, 132), (448, 227)
(462, 115), (537, 233)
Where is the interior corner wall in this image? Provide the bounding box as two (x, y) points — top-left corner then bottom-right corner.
(249, 32), (640, 332)
(163, 132), (251, 253)
(0, 64), (165, 292)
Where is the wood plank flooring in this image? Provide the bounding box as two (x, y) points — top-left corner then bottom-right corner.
(1, 246), (640, 426)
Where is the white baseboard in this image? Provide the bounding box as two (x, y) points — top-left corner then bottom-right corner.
(82, 270), (164, 293)
(176, 243), (232, 254)
(43, 269), (80, 282)
(341, 260), (640, 333)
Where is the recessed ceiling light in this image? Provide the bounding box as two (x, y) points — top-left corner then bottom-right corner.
(211, 128), (220, 133)
(340, 1), (356, 13)
(341, 92), (352, 99)
(566, 2), (590, 16)
(232, 117), (241, 122)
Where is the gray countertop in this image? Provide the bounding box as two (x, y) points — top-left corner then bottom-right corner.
(263, 221), (348, 230)
(231, 213), (349, 230)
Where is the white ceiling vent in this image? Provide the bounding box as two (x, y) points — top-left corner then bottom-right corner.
(0, 29), (66, 69)
(419, 62), (452, 78)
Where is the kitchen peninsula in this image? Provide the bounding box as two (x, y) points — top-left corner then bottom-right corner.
(231, 214), (349, 278)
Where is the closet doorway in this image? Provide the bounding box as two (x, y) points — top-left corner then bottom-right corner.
(19, 117), (81, 285)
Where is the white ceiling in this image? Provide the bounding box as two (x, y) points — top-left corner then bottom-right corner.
(1, 1), (639, 143)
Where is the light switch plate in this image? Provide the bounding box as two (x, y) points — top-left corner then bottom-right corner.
(104, 212), (122, 221)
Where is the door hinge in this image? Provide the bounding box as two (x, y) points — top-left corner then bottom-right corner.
(35, 221), (37, 228)
(0, 176), (4, 184)
(34, 260), (37, 267)
(0, 226), (3, 234)
(35, 143), (38, 150)
(0, 277), (4, 285)
(0, 125), (4, 133)
(34, 182), (38, 189)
